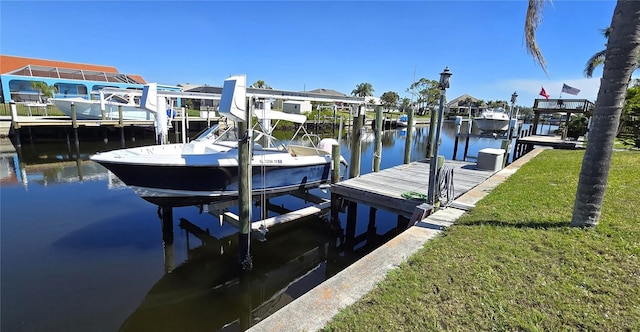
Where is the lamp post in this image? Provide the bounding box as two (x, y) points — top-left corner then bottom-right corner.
(426, 67), (452, 206)
(507, 91), (518, 138)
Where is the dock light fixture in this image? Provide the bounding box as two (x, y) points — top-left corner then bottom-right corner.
(427, 67), (452, 207)
(507, 91), (518, 138)
(438, 67), (452, 89)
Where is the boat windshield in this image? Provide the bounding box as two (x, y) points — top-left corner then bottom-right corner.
(192, 124), (240, 143)
(107, 95), (130, 104)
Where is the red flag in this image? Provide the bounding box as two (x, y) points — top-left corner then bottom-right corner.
(539, 87), (550, 99)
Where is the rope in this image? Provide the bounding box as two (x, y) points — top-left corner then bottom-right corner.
(401, 165), (454, 207)
(372, 151), (381, 171)
(437, 164), (455, 207)
(401, 191), (428, 202)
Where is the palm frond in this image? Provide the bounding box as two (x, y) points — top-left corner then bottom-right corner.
(583, 49), (606, 78)
(525, 0), (549, 75)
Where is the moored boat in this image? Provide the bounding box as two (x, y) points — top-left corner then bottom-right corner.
(474, 108), (510, 133)
(50, 94), (154, 121)
(397, 114), (415, 127)
(90, 75), (348, 206)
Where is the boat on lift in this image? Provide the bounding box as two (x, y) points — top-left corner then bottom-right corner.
(90, 75), (348, 206)
(50, 93), (153, 121)
(474, 108), (510, 133)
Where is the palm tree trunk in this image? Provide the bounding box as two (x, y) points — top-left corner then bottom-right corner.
(571, 0), (640, 227)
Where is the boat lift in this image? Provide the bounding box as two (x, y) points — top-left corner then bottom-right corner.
(203, 189), (331, 242)
(99, 85), (224, 144)
(100, 84), (366, 145)
(184, 79), (365, 241)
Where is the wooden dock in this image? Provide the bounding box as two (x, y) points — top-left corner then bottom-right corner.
(1, 114), (220, 141)
(331, 159), (495, 219)
(513, 134), (584, 160)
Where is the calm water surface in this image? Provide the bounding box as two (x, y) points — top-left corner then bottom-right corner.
(1, 121), (551, 331)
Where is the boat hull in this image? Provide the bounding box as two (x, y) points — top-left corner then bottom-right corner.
(474, 118), (509, 133)
(97, 160), (333, 206)
(51, 98), (154, 121)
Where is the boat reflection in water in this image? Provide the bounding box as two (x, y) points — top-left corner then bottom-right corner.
(120, 192), (408, 331)
(120, 214), (341, 331)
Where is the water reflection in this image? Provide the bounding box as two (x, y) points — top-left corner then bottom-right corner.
(0, 137), (157, 189)
(120, 216), (335, 331)
(119, 203), (408, 331)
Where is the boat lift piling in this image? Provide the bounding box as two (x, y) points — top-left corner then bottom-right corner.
(99, 90), (106, 120)
(331, 143), (343, 231)
(237, 96), (253, 271)
(403, 107), (415, 164)
(349, 105), (364, 179)
(160, 206), (175, 273)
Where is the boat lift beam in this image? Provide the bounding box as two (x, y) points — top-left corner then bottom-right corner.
(100, 85), (364, 106)
(221, 201), (331, 242)
(208, 192), (331, 242)
(246, 89), (365, 105)
(99, 87), (222, 102)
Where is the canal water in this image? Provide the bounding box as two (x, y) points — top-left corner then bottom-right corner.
(0, 121), (554, 331)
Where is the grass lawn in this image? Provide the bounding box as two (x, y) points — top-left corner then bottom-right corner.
(324, 149), (640, 331)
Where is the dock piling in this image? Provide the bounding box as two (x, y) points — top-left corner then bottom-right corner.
(463, 119), (472, 161)
(338, 116), (344, 145)
(71, 103), (78, 129)
(70, 103), (80, 152)
(373, 106), (383, 172)
(453, 116), (462, 160)
(403, 108), (414, 164)
(501, 139), (511, 166)
(345, 201), (358, 251)
(332, 144), (341, 184)
(10, 101), (21, 148)
(349, 106), (363, 179)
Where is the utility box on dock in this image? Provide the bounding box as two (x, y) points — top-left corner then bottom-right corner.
(477, 148), (505, 172)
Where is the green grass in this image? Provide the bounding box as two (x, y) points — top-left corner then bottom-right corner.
(324, 150), (640, 331)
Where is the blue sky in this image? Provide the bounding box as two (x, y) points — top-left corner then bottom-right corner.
(1, 1), (619, 106)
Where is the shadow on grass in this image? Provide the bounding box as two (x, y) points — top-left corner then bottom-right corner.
(457, 219), (571, 229)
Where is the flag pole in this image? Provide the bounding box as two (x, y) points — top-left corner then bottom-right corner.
(559, 84), (563, 99)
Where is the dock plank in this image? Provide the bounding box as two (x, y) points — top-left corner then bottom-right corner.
(332, 159), (494, 217)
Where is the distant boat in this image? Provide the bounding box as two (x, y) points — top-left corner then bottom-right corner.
(50, 94), (154, 121)
(474, 108), (510, 133)
(397, 114), (415, 127)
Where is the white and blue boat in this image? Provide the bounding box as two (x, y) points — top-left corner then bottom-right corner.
(397, 114), (415, 127)
(90, 75), (348, 206)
